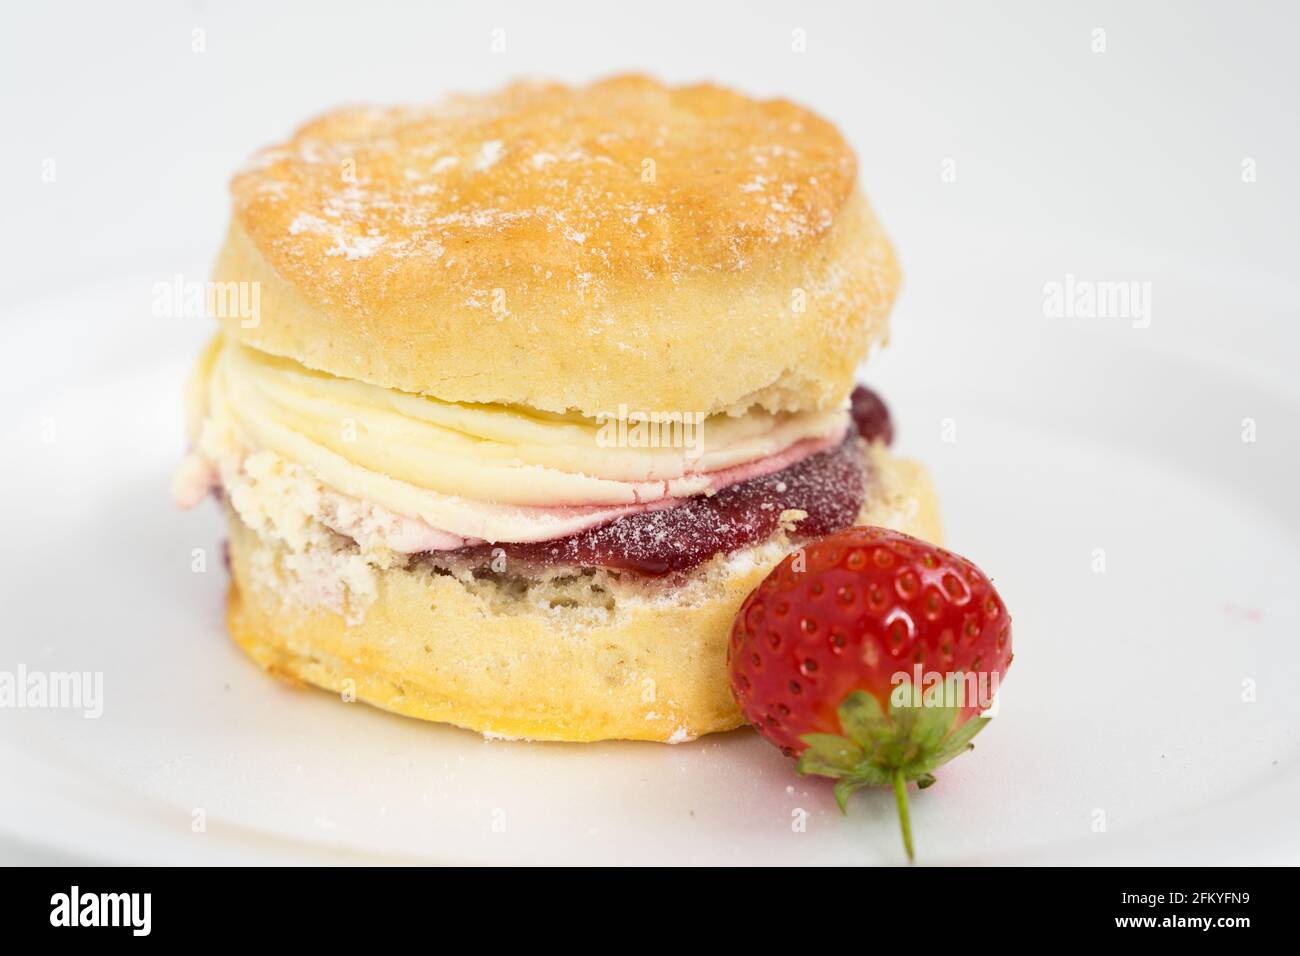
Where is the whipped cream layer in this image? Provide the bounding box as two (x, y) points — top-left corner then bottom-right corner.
(182, 334), (850, 547)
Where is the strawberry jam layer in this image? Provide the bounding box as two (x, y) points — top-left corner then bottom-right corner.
(449, 386), (893, 576)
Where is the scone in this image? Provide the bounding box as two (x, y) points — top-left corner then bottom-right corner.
(174, 75), (940, 743)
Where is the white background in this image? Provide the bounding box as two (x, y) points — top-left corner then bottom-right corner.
(2, 1), (1298, 864)
(4, 0), (1298, 298)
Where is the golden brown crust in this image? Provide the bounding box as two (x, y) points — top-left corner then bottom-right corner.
(216, 75), (899, 417)
(223, 444), (940, 743)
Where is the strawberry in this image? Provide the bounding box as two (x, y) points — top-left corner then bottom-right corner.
(728, 526), (1012, 862)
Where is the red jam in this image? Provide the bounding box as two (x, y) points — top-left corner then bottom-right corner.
(850, 384), (893, 445)
(449, 387), (892, 576)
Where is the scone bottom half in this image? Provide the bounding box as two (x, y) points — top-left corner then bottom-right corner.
(214, 394), (941, 744)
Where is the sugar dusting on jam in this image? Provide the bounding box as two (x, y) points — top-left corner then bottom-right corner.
(451, 387), (893, 576)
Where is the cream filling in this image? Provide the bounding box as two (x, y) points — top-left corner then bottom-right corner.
(180, 334), (850, 547)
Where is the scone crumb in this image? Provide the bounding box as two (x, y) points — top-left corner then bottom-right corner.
(777, 508), (808, 533)
(666, 726), (695, 745)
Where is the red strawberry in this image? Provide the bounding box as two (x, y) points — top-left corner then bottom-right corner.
(728, 526), (1012, 862)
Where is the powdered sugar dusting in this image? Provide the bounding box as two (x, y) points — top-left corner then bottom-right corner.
(326, 232), (387, 260)
(230, 76), (858, 312)
(288, 211), (386, 260)
(473, 139), (504, 170)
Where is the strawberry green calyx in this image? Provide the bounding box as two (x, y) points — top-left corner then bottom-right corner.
(796, 680), (991, 863)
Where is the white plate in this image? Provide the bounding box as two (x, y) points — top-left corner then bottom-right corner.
(2, 262), (1298, 865)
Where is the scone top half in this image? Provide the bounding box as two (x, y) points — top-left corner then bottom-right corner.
(215, 74), (899, 419)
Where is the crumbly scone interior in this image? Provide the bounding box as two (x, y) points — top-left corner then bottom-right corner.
(221, 438), (940, 743)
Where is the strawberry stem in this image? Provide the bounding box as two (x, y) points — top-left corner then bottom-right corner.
(892, 768), (915, 863)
